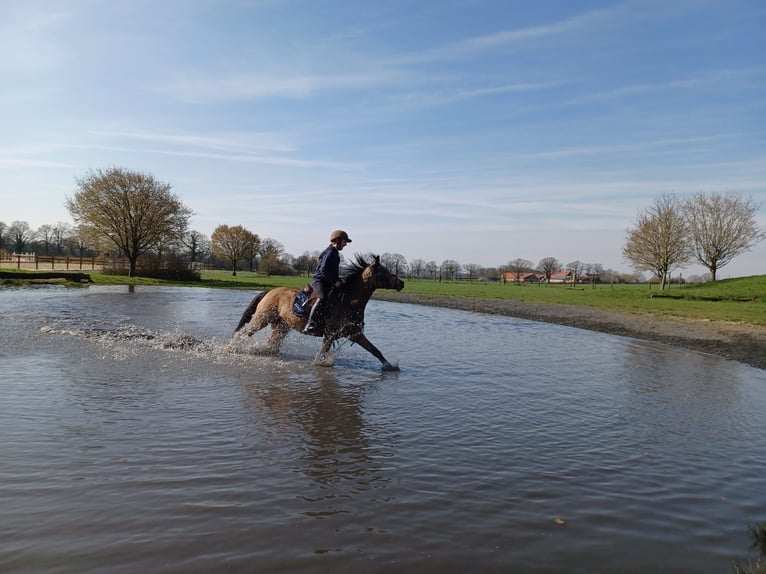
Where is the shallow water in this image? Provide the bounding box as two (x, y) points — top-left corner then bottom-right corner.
(1, 285), (764, 573)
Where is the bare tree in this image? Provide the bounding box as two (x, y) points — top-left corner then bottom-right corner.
(425, 260), (438, 279)
(211, 224), (257, 276)
(182, 230), (210, 264)
(36, 224), (55, 255)
(685, 192), (765, 281)
(0, 221), (6, 253)
(583, 262), (603, 287)
(567, 260), (585, 285)
(537, 257), (560, 283)
(380, 253), (408, 275)
(9, 221), (34, 253)
(259, 237), (284, 276)
(52, 222), (73, 255)
(66, 168), (192, 276)
(440, 259), (460, 281)
(294, 251), (318, 277)
(590, 263), (603, 286)
(506, 258), (533, 283)
(243, 233), (262, 272)
(463, 263), (483, 281)
(68, 229), (91, 257)
(409, 258), (426, 278)
(622, 194), (691, 290)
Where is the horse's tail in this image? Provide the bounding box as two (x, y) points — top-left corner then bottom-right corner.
(235, 291), (267, 333)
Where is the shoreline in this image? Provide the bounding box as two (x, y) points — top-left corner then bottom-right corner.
(376, 292), (766, 371)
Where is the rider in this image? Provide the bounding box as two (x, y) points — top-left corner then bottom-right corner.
(303, 229), (352, 335)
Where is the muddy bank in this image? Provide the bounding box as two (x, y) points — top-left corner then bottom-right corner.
(376, 292), (766, 371)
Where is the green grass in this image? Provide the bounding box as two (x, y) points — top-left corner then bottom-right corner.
(4, 267), (765, 327)
(371, 275), (766, 326)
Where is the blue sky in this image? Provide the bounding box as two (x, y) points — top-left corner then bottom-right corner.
(1, 0), (764, 277)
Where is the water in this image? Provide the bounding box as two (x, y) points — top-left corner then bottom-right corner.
(1, 285), (764, 573)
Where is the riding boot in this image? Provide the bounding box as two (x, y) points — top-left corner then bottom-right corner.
(303, 299), (323, 335)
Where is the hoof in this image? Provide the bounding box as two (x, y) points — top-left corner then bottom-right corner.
(381, 361), (400, 372)
(314, 353), (335, 367)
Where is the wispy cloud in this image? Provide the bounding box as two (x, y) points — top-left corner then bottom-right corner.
(569, 67), (766, 105)
(90, 129), (297, 154)
(84, 128), (360, 170)
(392, 4), (618, 65)
(152, 68), (407, 103)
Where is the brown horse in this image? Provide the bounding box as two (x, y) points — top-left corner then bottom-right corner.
(234, 255), (405, 370)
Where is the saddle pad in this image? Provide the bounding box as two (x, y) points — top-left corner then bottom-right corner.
(292, 290), (311, 317)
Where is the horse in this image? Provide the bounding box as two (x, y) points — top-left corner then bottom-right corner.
(233, 254), (405, 371)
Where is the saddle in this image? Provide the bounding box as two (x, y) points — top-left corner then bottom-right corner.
(292, 285), (317, 317)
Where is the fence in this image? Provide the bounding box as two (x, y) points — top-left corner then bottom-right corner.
(0, 254), (214, 272)
(1, 254), (113, 270)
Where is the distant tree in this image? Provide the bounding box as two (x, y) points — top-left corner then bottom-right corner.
(463, 263), (483, 281)
(425, 260), (438, 279)
(259, 237), (284, 276)
(66, 168), (192, 276)
(622, 194), (691, 290)
(182, 230), (210, 264)
(242, 232), (262, 272)
(294, 251), (318, 276)
(380, 253), (407, 275)
(584, 263), (603, 287)
(685, 192), (765, 281)
(537, 257), (560, 283)
(280, 252), (297, 274)
(52, 222), (73, 255)
(36, 224), (55, 255)
(9, 220), (34, 253)
(409, 258), (426, 278)
(211, 224), (257, 276)
(506, 258), (533, 282)
(483, 267), (500, 280)
(606, 272), (620, 283)
(567, 260), (585, 284)
(0, 221), (7, 253)
(68, 229), (91, 257)
(440, 259), (460, 281)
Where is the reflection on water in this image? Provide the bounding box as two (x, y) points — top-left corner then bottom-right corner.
(244, 370), (394, 506)
(1, 285), (765, 573)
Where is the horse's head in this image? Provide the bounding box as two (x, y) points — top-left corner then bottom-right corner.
(360, 255), (404, 291)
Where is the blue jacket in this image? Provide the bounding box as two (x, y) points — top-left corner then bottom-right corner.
(312, 245), (340, 285)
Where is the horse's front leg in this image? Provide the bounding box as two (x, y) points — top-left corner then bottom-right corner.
(314, 336), (337, 367)
(349, 333), (399, 371)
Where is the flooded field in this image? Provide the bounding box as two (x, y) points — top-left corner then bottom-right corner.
(1, 285), (764, 573)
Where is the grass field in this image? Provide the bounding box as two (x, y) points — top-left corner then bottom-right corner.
(194, 271), (766, 326)
(3, 267), (765, 327)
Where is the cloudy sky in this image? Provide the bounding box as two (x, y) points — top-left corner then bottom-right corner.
(1, 0), (764, 277)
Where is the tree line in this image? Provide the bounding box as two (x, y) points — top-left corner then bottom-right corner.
(622, 192), (764, 288)
(3, 168), (762, 284)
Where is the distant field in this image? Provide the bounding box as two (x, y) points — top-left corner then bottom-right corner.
(193, 271), (766, 327)
(5, 267), (764, 327)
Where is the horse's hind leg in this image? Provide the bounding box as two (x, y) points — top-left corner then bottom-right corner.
(266, 323), (289, 353)
(235, 311), (270, 339)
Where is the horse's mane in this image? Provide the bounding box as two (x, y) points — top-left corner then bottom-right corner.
(341, 253), (375, 282)
(335, 254), (378, 301)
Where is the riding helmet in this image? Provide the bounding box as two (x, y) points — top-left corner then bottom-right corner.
(330, 230), (352, 243)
